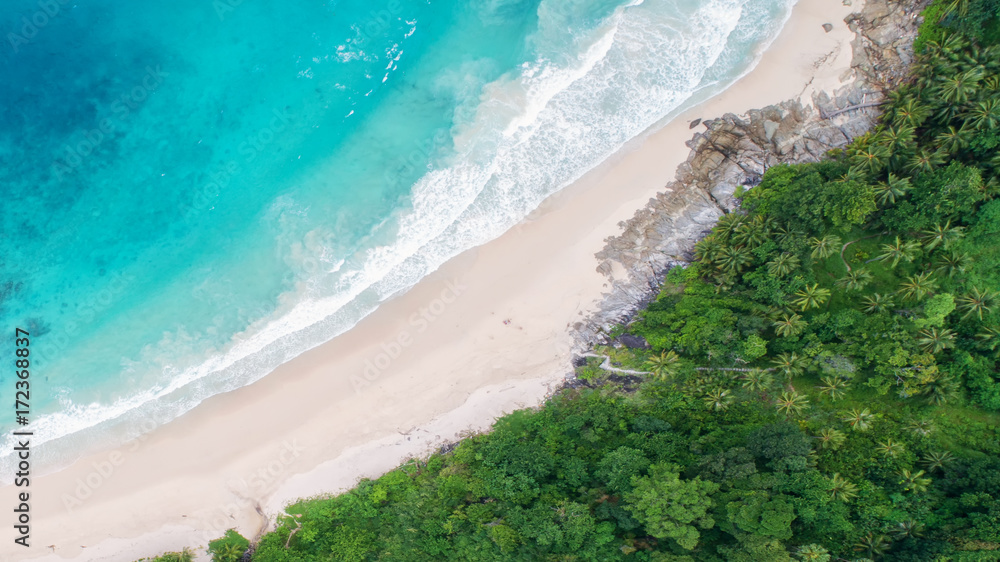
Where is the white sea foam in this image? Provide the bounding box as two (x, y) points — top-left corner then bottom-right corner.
(0, 0), (796, 479)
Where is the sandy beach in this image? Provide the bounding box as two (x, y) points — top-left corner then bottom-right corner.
(1, 0), (859, 559)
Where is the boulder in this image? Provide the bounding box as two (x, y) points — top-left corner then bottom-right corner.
(576, 0), (928, 346)
(618, 334), (650, 349)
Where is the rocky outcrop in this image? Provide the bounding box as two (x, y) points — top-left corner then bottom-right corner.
(575, 0), (927, 346)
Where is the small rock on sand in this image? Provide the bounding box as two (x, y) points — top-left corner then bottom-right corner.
(823, 23), (834, 32)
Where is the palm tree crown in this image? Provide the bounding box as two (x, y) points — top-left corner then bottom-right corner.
(877, 236), (921, 268)
(810, 235), (842, 260)
(897, 272), (938, 301)
(766, 252), (800, 277)
(842, 408), (875, 432)
(920, 221), (964, 251)
(862, 293), (895, 314)
(918, 327), (956, 354)
(773, 313), (808, 338)
(794, 284), (831, 311)
(645, 350), (681, 380)
(958, 287), (995, 320)
(837, 268), (873, 291)
(776, 391), (810, 416)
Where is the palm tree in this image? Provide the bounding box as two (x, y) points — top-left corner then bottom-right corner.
(715, 212), (746, 240)
(851, 144), (889, 176)
(935, 124), (973, 154)
(772, 224), (796, 244)
(920, 221), (964, 251)
(894, 519), (926, 540)
(741, 368), (774, 392)
(983, 175), (1000, 199)
(714, 273), (737, 294)
(854, 533), (892, 558)
(978, 326), (999, 358)
(703, 388), (733, 411)
(958, 287), (996, 320)
(773, 313), (808, 338)
(694, 235), (723, 264)
(878, 125), (916, 155)
(776, 391), (809, 416)
(827, 473), (859, 502)
(984, 74), (1000, 92)
(842, 408), (875, 432)
(837, 268), (873, 291)
(891, 98), (931, 129)
(809, 234), (842, 260)
(215, 543), (245, 562)
(942, 0), (970, 17)
(645, 351), (681, 380)
(923, 373), (959, 405)
(875, 174), (912, 206)
(937, 69), (981, 105)
(876, 438), (905, 458)
(794, 284), (831, 311)
(905, 419), (934, 437)
(898, 469), (932, 493)
(795, 544), (831, 562)
(862, 293), (895, 314)
(733, 216), (770, 248)
(897, 272), (938, 301)
(921, 450), (955, 473)
(816, 428), (847, 450)
(934, 250), (970, 278)
(968, 98), (1000, 131)
(877, 236), (921, 268)
(836, 166), (869, 184)
(905, 148), (946, 174)
(817, 376), (850, 400)
(767, 252), (800, 277)
(917, 327), (956, 354)
(771, 352), (809, 381)
(717, 245), (752, 273)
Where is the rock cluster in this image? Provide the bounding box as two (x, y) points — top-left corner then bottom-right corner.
(575, 0), (928, 347)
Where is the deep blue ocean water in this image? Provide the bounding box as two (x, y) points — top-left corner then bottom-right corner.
(0, 0), (794, 474)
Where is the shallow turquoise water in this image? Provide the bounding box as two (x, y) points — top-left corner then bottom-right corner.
(0, 0), (794, 473)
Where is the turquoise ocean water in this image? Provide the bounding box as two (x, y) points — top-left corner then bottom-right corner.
(0, 0), (795, 476)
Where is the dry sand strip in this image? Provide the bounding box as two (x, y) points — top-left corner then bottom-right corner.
(1, 0), (860, 559)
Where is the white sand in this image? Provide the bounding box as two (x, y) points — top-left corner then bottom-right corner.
(0, 0), (858, 559)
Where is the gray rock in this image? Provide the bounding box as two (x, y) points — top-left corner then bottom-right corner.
(763, 120), (780, 141)
(823, 23), (834, 32)
(618, 334), (649, 349)
(575, 0), (928, 347)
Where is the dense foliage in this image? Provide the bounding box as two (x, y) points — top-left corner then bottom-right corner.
(148, 14), (1000, 562)
(236, 27), (1000, 561)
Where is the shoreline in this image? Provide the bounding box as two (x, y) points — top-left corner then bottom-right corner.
(1, 0), (879, 559)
